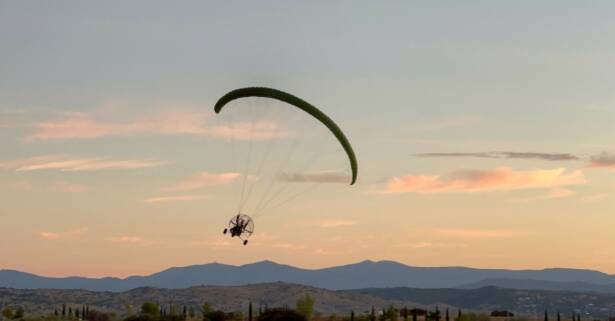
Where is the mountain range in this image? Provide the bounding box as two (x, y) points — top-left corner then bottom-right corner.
(2, 260), (615, 293)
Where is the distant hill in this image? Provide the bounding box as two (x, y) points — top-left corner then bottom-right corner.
(354, 286), (615, 317)
(2, 260), (615, 292)
(459, 278), (615, 293)
(3, 283), (615, 318)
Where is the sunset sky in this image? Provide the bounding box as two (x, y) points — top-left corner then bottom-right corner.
(2, 1), (615, 277)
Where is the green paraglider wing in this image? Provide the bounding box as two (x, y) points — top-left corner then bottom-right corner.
(214, 87), (358, 185)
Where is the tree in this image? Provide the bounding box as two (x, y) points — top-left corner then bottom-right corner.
(202, 303), (214, 317)
(14, 307), (24, 320)
(296, 294), (315, 321)
(257, 309), (305, 321)
(249, 303), (253, 321)
(55, 309), (59, 317)
(544, 311), (548, 321)
(76, 309), (81, 319)
(63, 305), (67, 318)
(141, 302), (160, 316)
(69, 308), (73, 318)
(3, 307), (14, 320)
(351, 311), (355, 321)
(371, 307), (375, 321)
(183, 307), (187, 321)
(446, 309), (449, 321)
(189, 307), (196, 318)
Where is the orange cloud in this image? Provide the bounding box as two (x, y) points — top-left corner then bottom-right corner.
(143, 194), (209, 203)
(27, 111), (287, 141)
(38, 227), (88, 240)
(314, 219), (359, 228)
(588, 152), (615, 169)
(39, 232), (60, 240)
(3, 155), (164, 172)
(54, 181), (88, 193)
(383, 167), (585, 194)
(168, 171), (240, 191)
(432, 228), (528, 239)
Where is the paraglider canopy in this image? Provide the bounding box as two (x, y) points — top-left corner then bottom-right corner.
(214, 87), (358, 185)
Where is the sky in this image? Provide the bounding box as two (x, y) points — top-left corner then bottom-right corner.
(1, 1), (615, 278)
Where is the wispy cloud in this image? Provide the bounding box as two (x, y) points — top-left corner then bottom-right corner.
(168, 171), (240, 191)
(27, 111), (287, 141)
(408, 242), (468, 249)
(143, 194), (209, 203)
(38, 227), (89, 240)
(582, 193), (609, 202)
(278, 171), (349, 184)
(272, 243), (306, 250)
(2, 155), (164, 172)
(54, 181), (88, 193)
(312, 248), (353, 256)
(314, 219), (359, 228)
(432, 228), (528, 239)
(107, 235), (149, 245)
(588, 152), (615, 169)
(415, 151), (578, 161)
(515, 188), (577, 203)
(39, 232), (60, 240)
(383, 167), (585, 194)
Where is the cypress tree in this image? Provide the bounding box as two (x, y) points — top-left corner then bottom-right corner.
(55, 309), (59, 317)
(351, 311), (355, 321)
(371, 307), (376, 321)
(403, 307), (408, 321)
(457, 310), (462, 321)
(183, 306), (187, 320)
(69, 307), (73, 318)
(81, 306), (86, 321)
(249, 302), (253, 321)
(62, 304), (66, 318)
(557, 311), (561, 321)
(412, 308), (417, 321)
(446, 309), (449, 321)
(76, 309), (80, 319)
(545, 310), (549, 321)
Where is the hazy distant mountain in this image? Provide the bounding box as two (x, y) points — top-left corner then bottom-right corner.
(460, 278), (615, 293)
(2, 260), (615, 292)
(4, 283), (615, 318)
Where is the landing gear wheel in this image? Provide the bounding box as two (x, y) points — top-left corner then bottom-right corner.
(243, 240), (248, 245)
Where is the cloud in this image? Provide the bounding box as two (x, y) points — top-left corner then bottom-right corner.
(314, 219), (359, 228)
(408, 242), (467, 249)
(27, 111), (287, 141)
(168, 171), (240, 191)
(272, 243), (306, 250)
(582, 193), (609, 202)
(278, 171), (349, 184)
(38, 227), (88, 240)
(108, 235), (146, 244)
(2, 155), (164, 172)
(415, 151), (578, 161)
(432, 228), (528, 239)
(312, 248), (353, 256)
(39, 232), (60, 240)
(54, 181), (88, 193)
(383, 167), (586, 194)
(143, 194), (209, 203)
(588, 152), (615, 169)
(515, 188), (577, 202)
